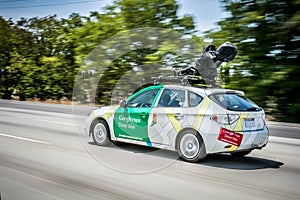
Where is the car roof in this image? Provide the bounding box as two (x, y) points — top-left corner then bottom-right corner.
(162, 84), (245, 96)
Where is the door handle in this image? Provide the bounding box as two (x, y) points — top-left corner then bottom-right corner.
(140, 112), (148, 120)
(140, 112), (146, 116)
(174, 113), (183, 121)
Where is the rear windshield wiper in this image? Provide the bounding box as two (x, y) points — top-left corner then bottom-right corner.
(246, 107), (261, 111)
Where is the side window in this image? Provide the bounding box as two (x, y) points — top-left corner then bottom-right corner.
(157, 89), (185, 107)
(128, 89), (159, 107)
(189, 91), (203, 107)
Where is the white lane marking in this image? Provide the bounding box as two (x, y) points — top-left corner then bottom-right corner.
(268, 124), (300, 130)
(33, 119), (76, 126)
(0, 132), (50, 145)
(269, 136), (300, 145)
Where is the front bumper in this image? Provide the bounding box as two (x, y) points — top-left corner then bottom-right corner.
(84, 111), (95, 136)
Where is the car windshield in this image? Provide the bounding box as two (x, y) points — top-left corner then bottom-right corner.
(210, 93), (262, 111)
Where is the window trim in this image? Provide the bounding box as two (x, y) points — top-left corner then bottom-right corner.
(127, 88), (160, 108)
(155, 88), (187, 108)
(209, 93), (262, 112)
(188, 91), (204, 107)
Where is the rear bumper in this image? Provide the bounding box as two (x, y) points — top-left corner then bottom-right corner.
(239, 126), (269, 150)
(206, 125), (269, 154)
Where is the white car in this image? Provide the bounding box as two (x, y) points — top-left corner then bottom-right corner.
(85, 84), (269, 162)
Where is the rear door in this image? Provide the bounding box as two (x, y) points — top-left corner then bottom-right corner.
(148, 88), (187, 146)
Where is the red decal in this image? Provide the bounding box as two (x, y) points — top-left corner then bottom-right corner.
(218, 128), (243, 147)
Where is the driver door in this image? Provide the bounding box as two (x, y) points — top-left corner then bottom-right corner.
(113, 88), (161, 143)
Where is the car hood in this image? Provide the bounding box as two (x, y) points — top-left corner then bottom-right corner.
(94, 105), (119, 117)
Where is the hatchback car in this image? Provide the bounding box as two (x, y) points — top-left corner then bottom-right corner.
(85, 84), (269, 162)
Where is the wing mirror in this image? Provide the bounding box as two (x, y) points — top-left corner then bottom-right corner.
(119, 100), (128, 108)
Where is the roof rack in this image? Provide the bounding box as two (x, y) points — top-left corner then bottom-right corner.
(151, 75), (222, 88)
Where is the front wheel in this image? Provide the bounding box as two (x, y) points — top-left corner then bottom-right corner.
(91, 119), (110, 146)
(177, 130), (206, 162)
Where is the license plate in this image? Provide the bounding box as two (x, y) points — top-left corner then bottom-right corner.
(245, 118), (255, 127)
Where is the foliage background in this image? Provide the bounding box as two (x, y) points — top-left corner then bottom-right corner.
(0, 0), (299, 122)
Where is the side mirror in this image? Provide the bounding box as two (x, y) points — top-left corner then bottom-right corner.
(119, 100), (128, 108)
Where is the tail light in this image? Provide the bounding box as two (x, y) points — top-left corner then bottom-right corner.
(211, 114), (239, 125)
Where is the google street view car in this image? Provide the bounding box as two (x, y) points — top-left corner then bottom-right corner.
(85, 42), (269, 162)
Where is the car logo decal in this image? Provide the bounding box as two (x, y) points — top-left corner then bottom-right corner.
(151, 113), (157, 126)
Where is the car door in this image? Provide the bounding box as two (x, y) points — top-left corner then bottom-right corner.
(148, 88), (187, 147)
(113, 86), (162, 143)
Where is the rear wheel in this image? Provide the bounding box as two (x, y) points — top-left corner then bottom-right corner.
(177, 130), (206, 162)
(230, 150), (252, 158)
(91, 119), (110, 146)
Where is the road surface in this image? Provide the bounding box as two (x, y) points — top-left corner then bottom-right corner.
(0, 100), (299, 200)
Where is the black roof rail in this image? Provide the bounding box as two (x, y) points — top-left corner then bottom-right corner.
(151, 75), (222, 88)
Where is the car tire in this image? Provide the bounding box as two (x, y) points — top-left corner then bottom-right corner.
(112, 141), (123, 146)
(230, 150), (252, 158)
(91, 119), (110, 146)
(177, 129), (206, 162)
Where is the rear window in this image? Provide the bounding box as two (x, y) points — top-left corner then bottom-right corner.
(210, 93), (262, 111)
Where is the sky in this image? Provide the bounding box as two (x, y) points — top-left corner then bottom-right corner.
(0, 0), (228, 33)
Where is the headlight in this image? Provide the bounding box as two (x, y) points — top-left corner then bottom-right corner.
(261, 111), (266, 120)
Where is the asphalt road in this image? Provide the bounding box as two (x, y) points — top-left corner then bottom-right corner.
(0, 100), (299, 200)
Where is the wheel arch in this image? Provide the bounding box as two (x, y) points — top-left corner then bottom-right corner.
(175, 127), (205, 151)
(89, 117), (111, 139)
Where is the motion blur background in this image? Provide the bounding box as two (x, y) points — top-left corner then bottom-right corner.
(0, 0), (299, 122)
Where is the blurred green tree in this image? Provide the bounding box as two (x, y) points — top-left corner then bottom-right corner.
(0, 15), (83, 100)
(0, 17), (36, 99)
(208, 0), (300, 122)
(0, 0), (200, 105)
(0, 17), (15, 99)
(74, 0), (200, 105)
